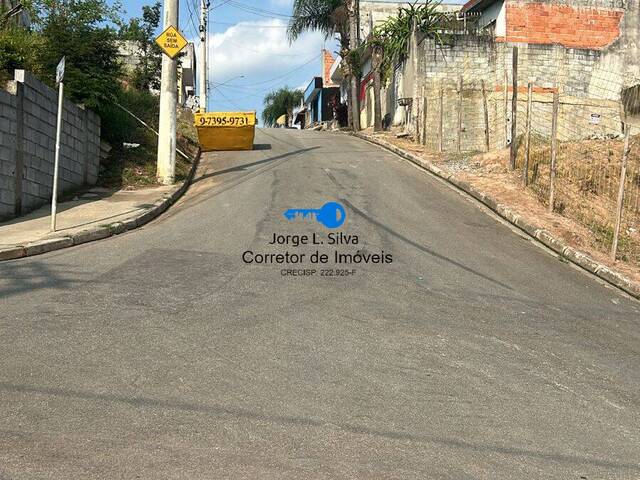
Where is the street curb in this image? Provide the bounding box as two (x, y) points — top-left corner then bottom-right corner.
(0, 148), (201, 262)
(352, 132), (640, 300)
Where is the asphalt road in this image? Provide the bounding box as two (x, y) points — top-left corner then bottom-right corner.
(1, 128), (639, 479)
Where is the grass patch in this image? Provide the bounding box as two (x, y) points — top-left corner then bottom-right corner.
(97, 100), (198, 189)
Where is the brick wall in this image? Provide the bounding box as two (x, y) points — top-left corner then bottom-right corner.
(500, 2), (624, 50)
(0, 70), (101, 220)
(322, 50), (337, 87)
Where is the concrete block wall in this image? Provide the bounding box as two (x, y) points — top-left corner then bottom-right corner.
(374, 33), (628, 153)
(0, 88), (18, 217)
(0, 70), (101, 220)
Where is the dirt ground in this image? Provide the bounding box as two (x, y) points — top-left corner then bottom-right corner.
(369, 128), (640, 285)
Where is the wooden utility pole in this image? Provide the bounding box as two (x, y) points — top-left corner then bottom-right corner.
(504, 69), (509, 147)
(421, 85), (428, 145)
(509, 47), (518, 170)
(157, 0), (179, 185)
(548, 89), (559, 212)
(415, 91), (421, 144)
(439, 86), (444, 152)
(523, 81), (533, 186)
(482, 79), (490, 152)
(457, 75), (463, 153)
(611, 123), (631, 261)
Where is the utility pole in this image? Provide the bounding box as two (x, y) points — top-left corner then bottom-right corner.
(157, 0), (179, 185)
(199, 0), (209, 112)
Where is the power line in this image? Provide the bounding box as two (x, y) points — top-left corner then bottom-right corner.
(224, 0), (292, 19)
(212, 85), (244, 110)
(211, 21), (288, 28)
(210, 0), (233, 10)
(183, 0), (200, 38)
(212, 54), (319, 88)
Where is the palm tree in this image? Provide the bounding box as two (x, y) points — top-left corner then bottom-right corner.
(287, 0), (357, 129)
(262, 87), (304, 127)
(372, 42), (383, 132)
(287, 0), (348, 49)
(369, 1), (445, 132)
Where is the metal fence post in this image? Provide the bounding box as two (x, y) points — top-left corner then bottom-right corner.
(482, 79), (490, 152)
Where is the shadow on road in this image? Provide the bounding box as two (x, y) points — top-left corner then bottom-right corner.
(0, 381), (636, 472)
(192, 146), (320, 185)
(0, 261), (78, 300)
(340, 198), (512, 291)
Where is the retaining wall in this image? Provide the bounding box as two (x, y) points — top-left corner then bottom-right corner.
(0, 70), (101, 220)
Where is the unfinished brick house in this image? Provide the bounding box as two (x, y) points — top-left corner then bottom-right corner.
(383, 0), (640, 151)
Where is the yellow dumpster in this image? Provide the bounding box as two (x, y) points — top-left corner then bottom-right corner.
(194, 111), (256, 151)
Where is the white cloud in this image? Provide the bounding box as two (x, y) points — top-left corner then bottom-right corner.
(208, 19), (326, 94)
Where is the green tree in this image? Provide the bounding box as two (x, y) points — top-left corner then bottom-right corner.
(118, 2), (162, 91)
(0, 25), (43, 84)
(32, 0), (123, 110)
(287, 0), (357, 128)
(368, 0), (445, 131)
(287, 0), (348, 51)
(262, 87), (304, 127)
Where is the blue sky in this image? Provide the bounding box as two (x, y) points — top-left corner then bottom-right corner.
(115, 0), (331, 117)
(115, 1), (462, 118)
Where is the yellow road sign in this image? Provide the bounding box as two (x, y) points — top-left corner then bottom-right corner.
(155, 25), (188, 59)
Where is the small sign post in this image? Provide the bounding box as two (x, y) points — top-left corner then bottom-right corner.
(51, 56), (65, 231)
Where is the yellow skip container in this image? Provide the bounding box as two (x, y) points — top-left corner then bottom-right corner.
(194, 111), (256, 151)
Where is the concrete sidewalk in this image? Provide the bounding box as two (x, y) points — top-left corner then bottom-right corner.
(0, 174), (196, 261)
(0, 186), (174, 247)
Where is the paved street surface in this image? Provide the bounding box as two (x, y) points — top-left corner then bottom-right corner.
(1, 129), (639, 479)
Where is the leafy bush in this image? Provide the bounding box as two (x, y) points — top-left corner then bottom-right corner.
(98, 88), (160, 147)
(0, 26), (43, 84)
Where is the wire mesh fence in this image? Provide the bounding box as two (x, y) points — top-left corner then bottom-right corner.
(410, 40), (640, 265)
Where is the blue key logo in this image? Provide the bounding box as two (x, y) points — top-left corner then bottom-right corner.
(283, 201), (346, 229)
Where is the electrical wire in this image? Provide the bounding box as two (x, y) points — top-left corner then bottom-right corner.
(211, 54), (319, 88)
(223, 0), (292, 19)
(211, 21), (288, 28)
(212, 85), (244, 110)
(183, 0), (200, 39)
(210, 0), (233, 10)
